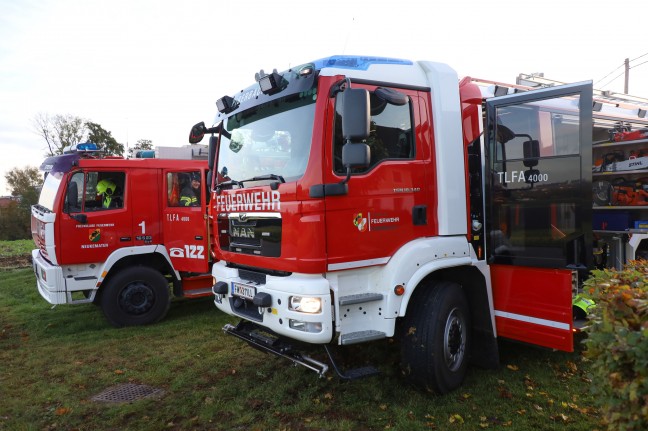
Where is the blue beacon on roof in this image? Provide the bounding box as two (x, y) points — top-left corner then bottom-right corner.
(312, 55), (412, 71)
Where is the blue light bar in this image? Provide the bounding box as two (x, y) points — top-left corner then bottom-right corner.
(76, 142), (98, 151)
(312, 55), (412, 71)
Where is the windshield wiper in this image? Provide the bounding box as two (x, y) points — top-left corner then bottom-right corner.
(216, 174), (286, 194)
(215, 180), (243, 193)
(240, 174), (286, 184)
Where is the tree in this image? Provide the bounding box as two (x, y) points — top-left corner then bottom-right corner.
(33, 113), (125, 157)
(0, 166), (42, 240)
(33, 113), (86, 156)
(128, 139), (154, 158)
(86, 122), (124, 156)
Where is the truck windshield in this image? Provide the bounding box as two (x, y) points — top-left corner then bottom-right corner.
(38, 171), (64, 210)
(216, 91), (316, 187)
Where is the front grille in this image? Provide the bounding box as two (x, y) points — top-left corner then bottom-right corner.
(218, 212), (282, 257)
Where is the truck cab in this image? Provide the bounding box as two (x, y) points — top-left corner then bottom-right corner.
(31, 145), (213, 326)
(193, 55), (647, 393)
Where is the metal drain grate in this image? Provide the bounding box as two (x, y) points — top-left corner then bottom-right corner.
(91, 383), (165, 403)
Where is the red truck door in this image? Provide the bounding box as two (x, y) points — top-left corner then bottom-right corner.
(322, 86), (434, 270)
(59, 170), (133, 265)
(484, 82), (593, 351)
(161, 170), (209, 273)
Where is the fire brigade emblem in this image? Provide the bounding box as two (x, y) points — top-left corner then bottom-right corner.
(89, 229), (101, 242)
(353, 213), (367, 232)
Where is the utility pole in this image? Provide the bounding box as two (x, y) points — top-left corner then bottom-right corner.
(624, 57), (629, 94)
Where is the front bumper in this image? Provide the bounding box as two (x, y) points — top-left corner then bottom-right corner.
(212, 261), (333, 343)
(32, 250), (99, 305)
(32, 249), (67, 304)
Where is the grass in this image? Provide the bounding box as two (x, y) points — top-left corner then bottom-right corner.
(0, 240), (603, 430)
(0, 239), (32, 257)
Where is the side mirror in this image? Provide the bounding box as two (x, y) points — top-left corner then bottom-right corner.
(189, 122), (207, 144)
(342, 143), (370, 169)
(64, 181), (79, 213)
(523, 139), (540, 168)
(341, 88), (370, 142)
(208, 135), (218, 170)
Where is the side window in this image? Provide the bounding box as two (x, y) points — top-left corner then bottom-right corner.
(334, 88), (414, 174)
(82, 171), (126, 211)
(168, 171), (202, 207)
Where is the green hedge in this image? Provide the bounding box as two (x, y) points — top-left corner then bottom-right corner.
(582, 261), (648, 431)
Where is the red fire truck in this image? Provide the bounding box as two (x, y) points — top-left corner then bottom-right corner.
(189, 56), (648, 393)
(31, 144), (213, 327)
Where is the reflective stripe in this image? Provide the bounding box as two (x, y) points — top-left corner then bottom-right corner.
(180, 196), (197, 206)
(494, 310), (570, 331)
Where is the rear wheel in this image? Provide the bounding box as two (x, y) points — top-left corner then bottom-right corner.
(100, 267), (170, 327)
(400, 281), (471, 394)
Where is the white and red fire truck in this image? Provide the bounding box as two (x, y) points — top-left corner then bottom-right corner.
(189, 56), (648, 393)
(31, 144), (213, 327)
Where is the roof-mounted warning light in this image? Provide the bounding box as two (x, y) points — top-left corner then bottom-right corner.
(63, 142), (99, 154)
(256, 68), (285, 95)
(216, 95), (238, 114)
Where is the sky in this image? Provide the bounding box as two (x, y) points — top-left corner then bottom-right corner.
(1, 0), (647, 195)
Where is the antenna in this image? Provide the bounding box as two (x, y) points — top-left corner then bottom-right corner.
(341, 17), (355, 55)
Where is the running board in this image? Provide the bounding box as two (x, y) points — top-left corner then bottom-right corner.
(339, 293), (383, 305)
(339, 330), (386, 345)
(183, 288), (213, 297)
(223, 321), (381, 381)
(323, 345), (380, 380)
(223, 322), (329, 377)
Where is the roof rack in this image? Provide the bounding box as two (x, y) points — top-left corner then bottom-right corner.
(516, 73), (648, 113)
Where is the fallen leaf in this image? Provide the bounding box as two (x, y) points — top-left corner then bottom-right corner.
(55, 407), (71, 416)
(448, 414), (464, 424)
(506, 364), (519, 371)
(407, 326), (416, 336)
(498, 387), (512, 399)
(324, 393), (333, 400)
(114, 369), (124, 375)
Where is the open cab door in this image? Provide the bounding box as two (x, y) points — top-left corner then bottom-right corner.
(484, 82), (593, 351)
(162, 169), (209, 273)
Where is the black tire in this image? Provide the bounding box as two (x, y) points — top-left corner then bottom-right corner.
(400, 281), (471, 394)
(100, 266), (170, 327)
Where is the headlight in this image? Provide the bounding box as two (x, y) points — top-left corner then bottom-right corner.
(289, 296), (322, 314)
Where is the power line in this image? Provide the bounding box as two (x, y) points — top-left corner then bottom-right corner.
(595, 62), (625, 86)
(598, 55), (648, 91)
(630, 59), (648, 70)
(600, 70), (626, 89)
(630, 52), (648, 63)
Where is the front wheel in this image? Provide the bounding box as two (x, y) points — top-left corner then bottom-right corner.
(100, 267), (170, 327)
(400, 281), (471, 394)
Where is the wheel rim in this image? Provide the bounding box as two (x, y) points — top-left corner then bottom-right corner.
(443, 307), (466, 372)
(118, 282), (155, 315)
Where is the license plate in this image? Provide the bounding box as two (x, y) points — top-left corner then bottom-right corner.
(232, 282), (256, 300)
